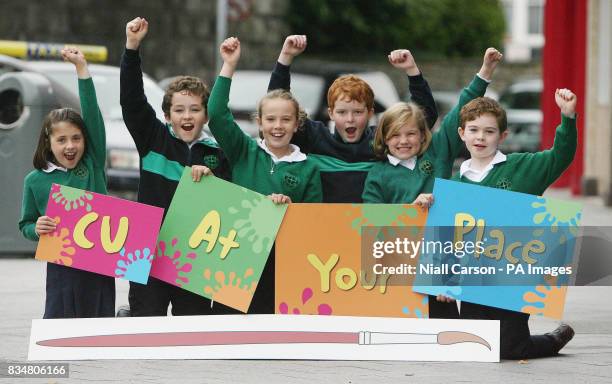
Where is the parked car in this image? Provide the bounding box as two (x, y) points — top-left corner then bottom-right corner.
(432, 89), (499, 130)
(0, 54), (165, 192)
(160, 68), (400, 138)
(498, 78), (542, 153)
(434, 79), (542, 161)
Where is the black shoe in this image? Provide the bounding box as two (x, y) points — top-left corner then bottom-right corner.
(545, 323), (575, 353)
(116, 304), (131, 317)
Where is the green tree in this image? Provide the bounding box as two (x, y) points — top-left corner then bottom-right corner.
(288, 0), (505, 58)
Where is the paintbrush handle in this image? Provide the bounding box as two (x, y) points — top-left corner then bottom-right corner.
(359, 331), (490, 350)
(359, 332), (436, 345)
(38, 331), (359, 347)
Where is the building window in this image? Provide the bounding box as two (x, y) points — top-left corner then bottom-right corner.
(528, 0), (545, 35)
(502, 0), (513, 35)
(531, 47), (543, 61)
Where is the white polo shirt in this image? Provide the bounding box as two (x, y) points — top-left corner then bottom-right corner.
(387, 154), (417, 170)
(459, 151), (507, 182)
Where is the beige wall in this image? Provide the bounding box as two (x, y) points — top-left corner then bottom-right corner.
(585, 0), (612, 204)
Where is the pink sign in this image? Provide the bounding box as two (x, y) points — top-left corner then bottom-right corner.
(35, 184), (164, 283)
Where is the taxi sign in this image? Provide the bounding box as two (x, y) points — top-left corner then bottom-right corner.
(0, 40), (107, 62)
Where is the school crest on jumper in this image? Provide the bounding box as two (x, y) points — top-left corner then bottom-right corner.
(282, 172), (300, 189)
(72, 163), (89, 179)
(495, 177), (512, 190)
(419, 160), (434, 175)
(202, 155), (219, 170)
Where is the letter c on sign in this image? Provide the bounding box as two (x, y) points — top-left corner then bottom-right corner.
(73, 212), (99, 249)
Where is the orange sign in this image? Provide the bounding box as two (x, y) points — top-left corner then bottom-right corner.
(276, 204), (429, 318)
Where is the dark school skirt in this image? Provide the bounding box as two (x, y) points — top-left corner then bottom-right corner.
(43, 262), (115, 319)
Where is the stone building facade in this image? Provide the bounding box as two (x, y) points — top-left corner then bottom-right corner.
(0, 0), (289, 83)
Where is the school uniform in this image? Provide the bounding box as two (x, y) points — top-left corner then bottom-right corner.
(362, 75), (491, 319)
(19, 78), (115, 318)
(362, 75), (490, 203)
(120, 48), (238, 316)
(267, 61), (439, 203)
(452, 114), (577, 358)
(208, 75), (323, 313)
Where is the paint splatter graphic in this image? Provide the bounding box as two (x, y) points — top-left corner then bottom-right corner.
(153, 238), (196, 286)
(443, 286), (463, 296)
(531, 197), (581, 237)
(402, 295), (429, 318)
(346, 204), (419, 232)
(228, 194), (279, 254)
(278, 287), (333, 315)
(115, 247), (153, 282)
(36, 218), (75, 266)
(203, 269), (258, 312)
(521, 275), (567, 318)
(345, 204), (423, 244)
(51, 184), (93, 212)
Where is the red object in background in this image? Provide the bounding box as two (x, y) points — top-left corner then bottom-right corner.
(541, 0), (587, 194)
(228, 0), (253, 21)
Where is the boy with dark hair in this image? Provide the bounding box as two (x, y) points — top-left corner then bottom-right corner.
(453, 89), (578, 359)
(120, 17), (236, 317)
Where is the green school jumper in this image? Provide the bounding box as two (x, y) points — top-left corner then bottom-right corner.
(452, 115), (577, 194)
(207, 75), (323, 314)
(20, 78), (107, 238)
(18, 78), (115, 319)
(362, 75), (489, 203)
(453, 114), (577, 359)
(208, 76), (322, 203)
